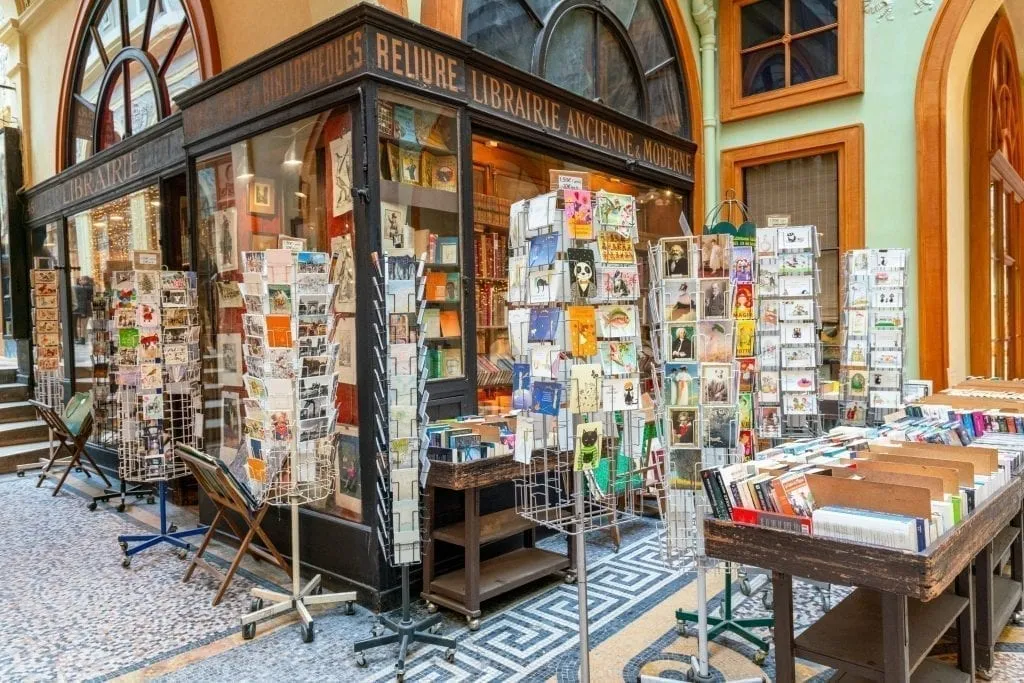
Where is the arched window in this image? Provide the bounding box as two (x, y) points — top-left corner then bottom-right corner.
(465, 0), (691, 138)
(60, 0), (218, 168)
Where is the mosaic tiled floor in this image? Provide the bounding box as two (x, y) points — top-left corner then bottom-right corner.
(6, 467), (1024, 682)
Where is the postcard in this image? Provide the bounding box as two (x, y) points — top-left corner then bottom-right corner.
(870, 369), (902, 389)
(759, 300), (780, 331)
(782, 346), (816, 369)
(569, 363), (602, 414)
(781, 369), (816, 393)
(872, 310), (905, 329)
(700, 234), (731, 278)
(666, 323), (697, 362)
(784, 392), (817, 415)
(845, 340), (868, 366)
(847, 282), (869, 308)
(780, 299), (815, 322)
(564, 188), (593, 240)
(733, 282), (754, 319)
(780, 275), (814, 297)
(758, 335), (780, 369)
(598, 340), (638, 376)
(845, 369), (868, 397)
(666, 362), (699, 407)
(662, 238), (692, 278)
(845, 309), (868, 337)
(739, 358), (757, 393)
(777, 226), (814, 251)
(567, 305), (597, 357)
(527, 265), (565, 305)
(529, 343), (558, 379)
(700, 364), (733, 405)
(512, 363), (532, 411)
(700, 279), (730, 319)
(871, 349), (903, 369)
(846, 250), (870, 276)
(780, 322), (815, 345)
(532, 380), (563, 416)
(758, 406), (781, 437)
(668, 408), (699, 447)
(735, 320), (755, 357)
(567, 247), (598, 299)
(697, 321), (733, 363)
(869, 390), (902, 410)
(513, 415), (535, 464)
(596, 230), (635, 264)
(528, 307), (562, 344)
(597, 265), (639, 300)
(732, 246), (754, 283)
(573, 421), (604, 471)
(139, 363), (162, 390)
(601, 376), (641, 412)
(594, 191), (636, 232)
(596, 304), (638, 338)
(874, 288), (903, 309)
(872, 249), (906, 271)
(870, 328), (903, 349)
(663, 279), (697, 322)
(141, 393), (163, 421)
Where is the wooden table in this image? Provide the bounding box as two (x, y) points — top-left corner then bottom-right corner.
(703, 476), (1024, 682)
(421, 455), (571, 629)
(975, 504), (1024, 674)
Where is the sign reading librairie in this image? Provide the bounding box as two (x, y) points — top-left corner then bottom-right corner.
(370, 30), (695, 182)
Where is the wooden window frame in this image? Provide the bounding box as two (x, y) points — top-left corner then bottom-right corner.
(720, 0), (864, 122)
(719, 124), (865, 268)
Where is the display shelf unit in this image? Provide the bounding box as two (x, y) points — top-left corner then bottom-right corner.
(704, 475), (1024, 682)
(975, 505), (1024, 675)
(421, 455), (571, 628)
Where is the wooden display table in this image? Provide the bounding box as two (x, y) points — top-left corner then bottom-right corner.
(421, 455), (571, 629)
(703, 476), (1024, 682)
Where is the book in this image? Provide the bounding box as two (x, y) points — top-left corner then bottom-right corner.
(422, 308), (441, 338)
(425, 271), (447, 301)
(439, 310), (461, 337)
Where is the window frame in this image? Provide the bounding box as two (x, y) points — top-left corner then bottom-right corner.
(720, 0), (863, 122)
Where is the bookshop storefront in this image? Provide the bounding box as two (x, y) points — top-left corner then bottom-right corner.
(24, 4), (697, 604)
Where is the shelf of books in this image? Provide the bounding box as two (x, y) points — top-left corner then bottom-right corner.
(474, 192), (513, 413)
(379, 92), (463, 383)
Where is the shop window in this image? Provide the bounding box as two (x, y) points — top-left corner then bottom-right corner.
(471, 134), (688, 414)
(63, 0), (202, 165)
(720, 0), (862, 121)
(67, 185), (162, 448)
(195, 106), (362, 523)
(464, 0), (691, 138)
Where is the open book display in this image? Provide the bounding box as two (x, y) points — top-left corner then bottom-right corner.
(112, 261), (203, 482)
(839, 248), (909, 425)
(508, 189), (643, 532)
(373, 250), (430, 566)
(754, 226), (823, 440)
(237, 249), (338, 506)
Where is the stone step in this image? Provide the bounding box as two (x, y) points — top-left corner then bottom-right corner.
(0, 401), (38, 423)
(0, 419), (50, 446)
(0, 383), (29, 402)
(0, 440), (53, 475)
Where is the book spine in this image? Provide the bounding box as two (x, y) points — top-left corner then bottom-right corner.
(915, 517), (926, 552)
(728, 481), (744, 510)
(752, 481), (769, 512)
(771, 478), (796, 516)
(700, 469), (727, 520)
(714, 471), (733, 517)
(973, 411), (986, 437)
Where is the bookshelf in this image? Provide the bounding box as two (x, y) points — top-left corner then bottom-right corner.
(473, 191), (513, 414)
(379, 92), (464, 383)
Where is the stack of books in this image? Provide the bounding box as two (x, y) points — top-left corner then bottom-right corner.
(424, 417), (516, 463)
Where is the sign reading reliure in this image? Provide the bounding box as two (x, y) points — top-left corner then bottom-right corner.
(369, 30), (695, 181)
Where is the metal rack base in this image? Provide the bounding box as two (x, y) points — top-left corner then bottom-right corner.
(90, 478), (157, 512)
(117, 481), (207, 567)
(677, 568), (773, 657)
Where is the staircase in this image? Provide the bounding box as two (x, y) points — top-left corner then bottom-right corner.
(0, 367), (51, 474)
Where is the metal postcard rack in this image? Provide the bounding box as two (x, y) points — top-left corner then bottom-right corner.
(113, 265), (208, 564)
(235, 248), (357, 643)
(353, 251), (455, 680)
(838, 248), (910, 426)
(509, 189), (645, 682)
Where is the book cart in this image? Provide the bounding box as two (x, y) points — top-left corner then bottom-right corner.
(234, 248), (358, 643)
(112, 263), (208, 565)
(352, 251), (457, 678)
(509, 189), (646, 682)
(646, 232), (769, 682)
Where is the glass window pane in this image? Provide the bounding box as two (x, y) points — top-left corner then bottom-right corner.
(164, 26), (201, 110)
(99, 67), (127, 150)
(627, 0), (670, 70)
(147, 0), (188, 72)
(128, 0), (148, 47)
(524, 0), (559, 19)
(127, 59), (158, 134)
(71, 101), (96, 165)
(543, 9), (596, 99)
(604, 0), (638, 26)
(466, 0), (540, 72)
(742, 44), (786, 96)
(599, 21), (642, 118)
(95, 0), (124, 59)
(791, 0), (838, 34)
(196, 106), (363, 522)
(647, 67), (686, 137)
(741, 0), (784, 49)
(78, 37), (105, 106)
(791, 29), (838, 85)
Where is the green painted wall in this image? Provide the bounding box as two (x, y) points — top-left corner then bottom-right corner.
(717, 10), (937, 376)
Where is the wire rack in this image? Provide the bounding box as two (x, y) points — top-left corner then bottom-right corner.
(90, 289), (118, 448)
(115, 268), (202, 483)
(373, 252), (431, 567)
(237, 250), (338, 507)
(755, 226), (824, 441)
(31, 266), (64, 410)
(509, 190), (643, 535)
(838, 248), (909, 426)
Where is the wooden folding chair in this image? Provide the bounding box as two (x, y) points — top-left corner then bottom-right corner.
(30, 399), (111, 496)
(176, 444), (291, 606)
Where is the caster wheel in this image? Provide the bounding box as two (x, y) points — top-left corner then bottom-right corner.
(396, 670), (404, 683)
(168, 524), (178, 533)
(372, 627), (385, 637)
(613, 544), (621, 553)
(122, 557), (132, 569)
(564, 573), (577, 584)
(1013, 611), (1024, 626)
(135, 493), (144, 499)
(762, 591), (773, 611)
(116, 503), (126, 513)
(740, 579), (752, 596)
(355, 653), (367, 668)
(977, 667), (994, 681)
(753, 650), (767, 665)
(242, 622), (256, 640)
(250, 598), (264, 612)
(176, 548), (188, 560)
(88, 502), (97, 511)
(676, 621), (689, 637)
(147, 496), (156, 505)
(429, 623), (441, 634)
(467, 618), (480, 631)
(16, 471), (24, 477)
(300, 622), (315, 643)
(345, 601), (355, 615)
(426, 602), (438, 614)
(119, 541), (128, 552)
(444, 648), (455, 663)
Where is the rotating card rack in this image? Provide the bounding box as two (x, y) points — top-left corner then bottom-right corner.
(353, 251), (457, 676)
(235, 249), (357, 644)
(647, 235), (771, 680)
(839, 248), (910, 426)
(510, 189), (643, 683)
(113, 266), (208, 565)
(18, 261), (67, 478)
(755, 226), (824, 441)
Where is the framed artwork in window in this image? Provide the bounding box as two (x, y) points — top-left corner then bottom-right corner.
(248, 177), (276, 216)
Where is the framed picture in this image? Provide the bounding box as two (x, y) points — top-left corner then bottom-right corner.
(248, 177), (276, 216)
(251, 233), (278, 251)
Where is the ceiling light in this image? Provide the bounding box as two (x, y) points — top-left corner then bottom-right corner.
(294, 191), (307, 199)
(486, 140), (499, 147)
(283, 137), (303, 167)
